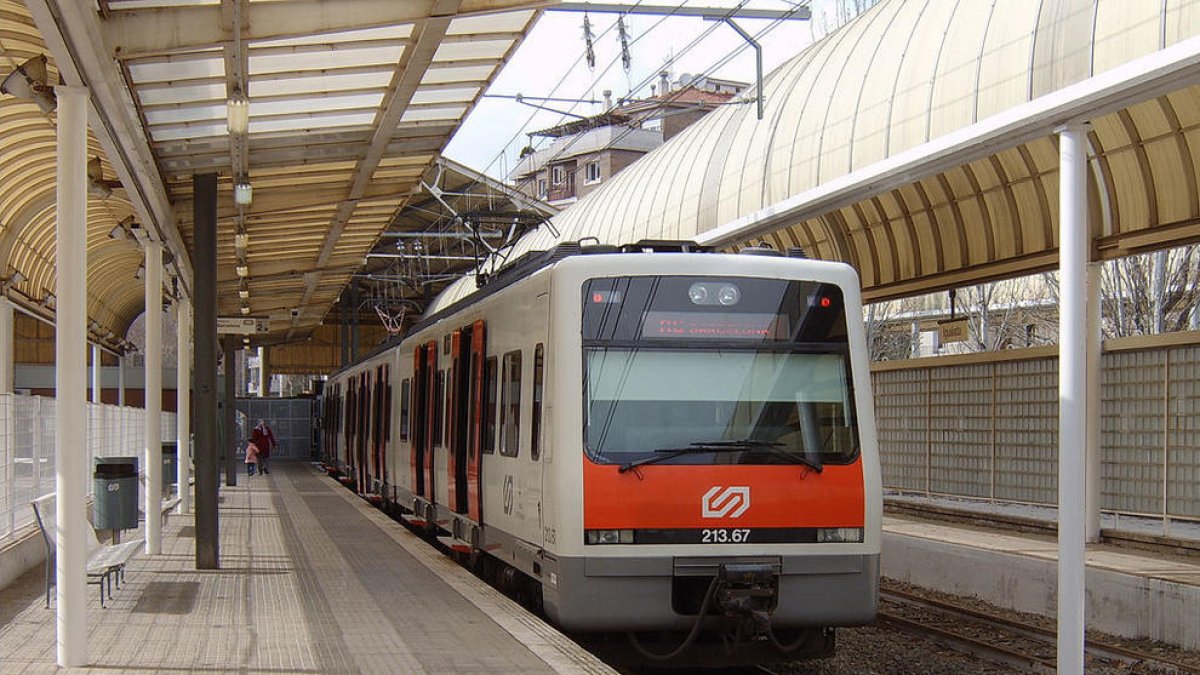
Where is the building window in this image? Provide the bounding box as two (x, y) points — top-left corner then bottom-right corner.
(584, 161), (601, 184)
(551, 166), (565, 185)
(537, 179), (547, 197)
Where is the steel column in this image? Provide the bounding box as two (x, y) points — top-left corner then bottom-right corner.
(54, 84), (88, 667)
(223, 337), (237, 486)
(0, 298), (12, 394)
(176, 297), (191, 514)
(1057, 122), (1090, 675)
(193, 173), (219, 569)
(144, 241), (163, 554)
(117, 356), (125, 407)
(1086, 262), (1102, 542)
(91, 344), (100, 403)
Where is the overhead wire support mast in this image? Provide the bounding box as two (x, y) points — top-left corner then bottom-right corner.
(720, 18), (764, 120)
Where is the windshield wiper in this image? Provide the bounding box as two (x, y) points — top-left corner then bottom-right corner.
(617, 439), (824, 473)
(748, 444), (824, 473)
(618, 439), (784, 473)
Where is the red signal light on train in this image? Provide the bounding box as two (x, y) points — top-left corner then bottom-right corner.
(819, 296), (832, 308)
(592, 293), (603, 303)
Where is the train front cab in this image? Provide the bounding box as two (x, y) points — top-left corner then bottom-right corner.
(539, 254), (882, 660)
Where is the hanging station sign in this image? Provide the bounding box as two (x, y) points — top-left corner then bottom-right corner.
(216, 317), (270, 334)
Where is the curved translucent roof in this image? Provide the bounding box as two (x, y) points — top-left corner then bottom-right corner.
(0, 2), (144, 343)
(1, 0), (546, 351)
(434, 0), (1200, 311)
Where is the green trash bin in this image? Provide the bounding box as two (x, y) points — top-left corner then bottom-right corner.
(94, 457), (138, 531)
(162, 442), (177, 496)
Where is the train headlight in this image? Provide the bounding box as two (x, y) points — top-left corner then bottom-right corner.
(816, 527), (863, 543)
(585, 529), (635, 545)
(717, 284), (740, 306)
(687, 283), (709, 304)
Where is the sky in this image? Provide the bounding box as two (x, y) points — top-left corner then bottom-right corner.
(443, 1), (848, 181)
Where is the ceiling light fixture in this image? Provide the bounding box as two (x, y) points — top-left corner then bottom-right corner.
(238, 282), (250, 299)
(0, 54), (57, 114)
(240, 305), (251, 315)
(234, 231), (249, 252)
(227, 88), (249, 134)
(234, 179), (253, 206)
(43, 292), (56, 310)
(236, 264), (249, 277)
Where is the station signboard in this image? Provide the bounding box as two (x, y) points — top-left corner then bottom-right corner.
(216, 317), (269, 334)
(937, 318), (970, 344)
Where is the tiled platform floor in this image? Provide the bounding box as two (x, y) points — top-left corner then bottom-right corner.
(0, 461), (614, 674)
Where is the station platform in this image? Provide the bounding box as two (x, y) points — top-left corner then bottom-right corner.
(882, 509), (1200, 651)
(0, 461), (614, 674)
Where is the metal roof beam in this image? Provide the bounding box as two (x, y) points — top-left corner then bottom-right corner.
(551, 3), (811, 20)
(102, 0), (552, 59)
(25, 0), (194, 295)
(293, 1), (461, 339)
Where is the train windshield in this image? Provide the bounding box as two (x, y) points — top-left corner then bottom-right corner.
(584, 348), (857, 465)
(581, 275), (859, 466)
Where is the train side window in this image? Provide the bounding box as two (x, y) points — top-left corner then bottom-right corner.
(399, 378), (410, 441)
(434, 370), (445, 447)
(531, 343), (544, 461)
(483, 356), (498, 453)
(499, 350), (522, 457)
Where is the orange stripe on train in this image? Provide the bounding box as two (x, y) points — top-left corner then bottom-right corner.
(583, 458), (865, 529)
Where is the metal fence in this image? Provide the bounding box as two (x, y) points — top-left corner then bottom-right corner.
(0, 394), (177, 544)
(873, 335), (1200, 523)
(235, 397), (315, 460)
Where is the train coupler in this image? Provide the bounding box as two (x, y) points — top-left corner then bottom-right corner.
(715, 563), (779, 640)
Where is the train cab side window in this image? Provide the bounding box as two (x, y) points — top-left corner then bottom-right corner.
(531, 343), (544, 461)
(483, 356), (498, 453)
(499, 350), (522, 457)
(399, 378), (410, 441)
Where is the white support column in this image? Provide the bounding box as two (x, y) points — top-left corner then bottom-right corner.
(55, 84), (89, 668)
(176, 297), (191, 514)
(1086, 262), (1102, 542)
(1057, 122), (1090, 675)
(144, 241), (163, 555)
(91, 344), (101, 403)
(117, 355), (126, 407)
(0, 298), (13, 394)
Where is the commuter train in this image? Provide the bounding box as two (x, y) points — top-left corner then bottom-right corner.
(320, 240), (881, 665)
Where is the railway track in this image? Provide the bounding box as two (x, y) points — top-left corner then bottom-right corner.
(879, 587), (1198, 673)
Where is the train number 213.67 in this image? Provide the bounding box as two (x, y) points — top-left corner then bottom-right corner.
(701, 528), (751, 543)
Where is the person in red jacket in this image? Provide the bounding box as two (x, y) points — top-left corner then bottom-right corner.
(251, 419), (277, 475)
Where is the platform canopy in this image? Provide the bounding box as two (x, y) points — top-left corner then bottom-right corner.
(435, 0), (1200, 310)
(0, 0), (550, 349)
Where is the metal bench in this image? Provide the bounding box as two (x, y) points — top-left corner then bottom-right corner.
(30, 493), (143, 608)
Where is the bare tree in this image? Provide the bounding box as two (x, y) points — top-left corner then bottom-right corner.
(1042, 245), (1200, 339)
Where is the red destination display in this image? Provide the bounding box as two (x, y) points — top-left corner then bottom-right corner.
(641, 311), (782, 339)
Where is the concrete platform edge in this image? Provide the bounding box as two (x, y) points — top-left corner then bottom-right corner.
(883, 530), (1200, 650)
(318, 466), (617, 675)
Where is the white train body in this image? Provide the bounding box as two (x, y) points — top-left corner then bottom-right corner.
(322, 244), (882, 662)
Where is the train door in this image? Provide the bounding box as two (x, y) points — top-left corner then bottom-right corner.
(468, 320), (486, 522)
(411, 349), (427, 496)
(343, 376), (355, 473)
(423, 341), (438, 503)
(359, 373), (371, 493)
(382, 364), (391, 494)
(447, 329), (470, 514)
